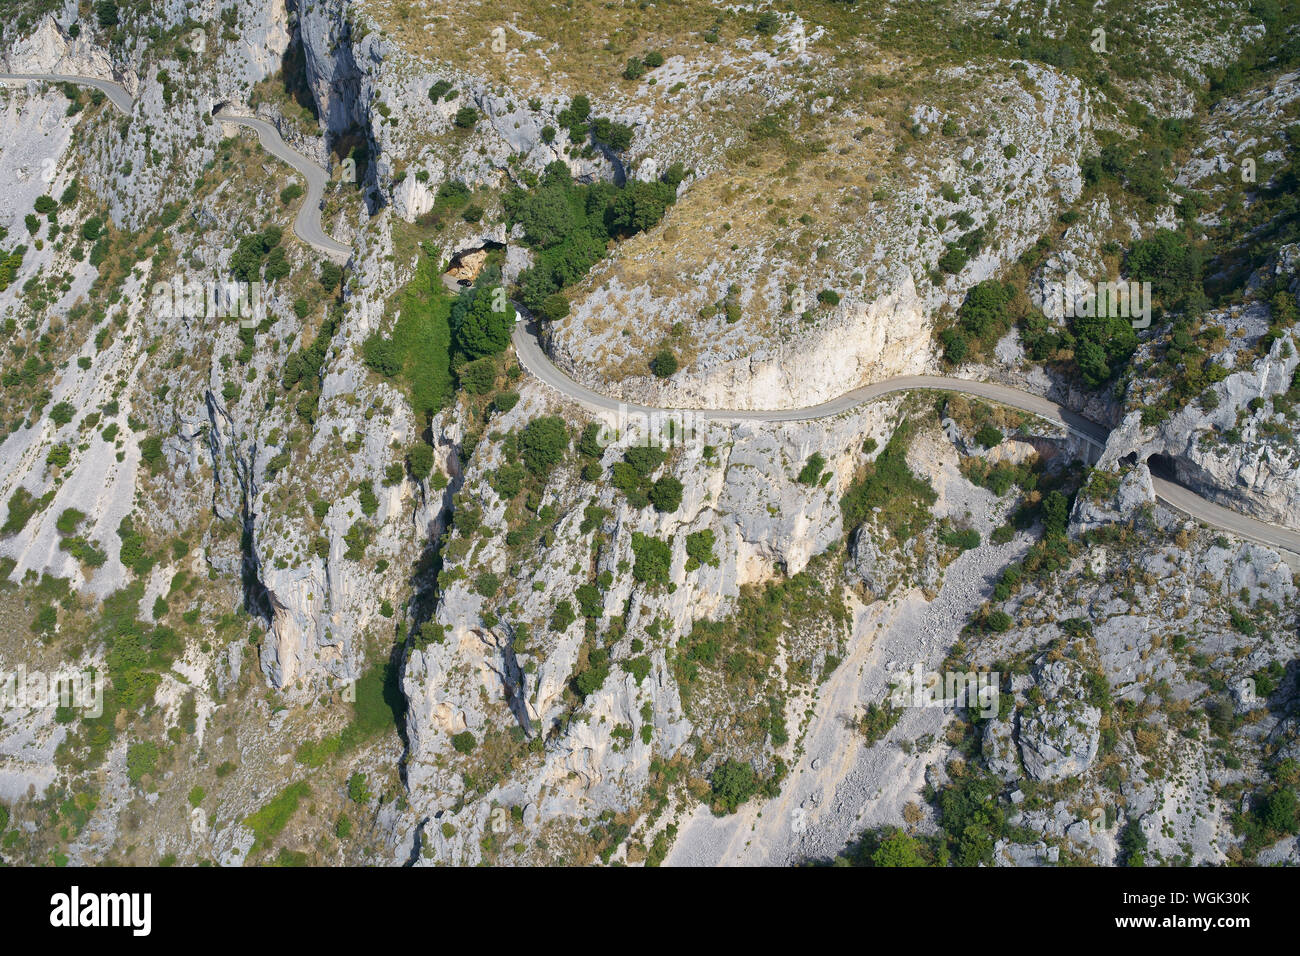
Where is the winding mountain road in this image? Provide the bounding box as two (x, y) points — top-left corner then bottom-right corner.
(211, 106), (351, 264)
(0, 71), (133, 113)
(5, 72), (1297, 559)
(0, 72), (350, 263)
(514, 321), (1300, 558)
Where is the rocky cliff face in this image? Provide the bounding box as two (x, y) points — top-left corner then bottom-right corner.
(543, 59), (1095, 409)
(557, 271), (932, 412)
(1100, 256), (1300, 529)
(3, 14), (133, 88)
(401, 385), (901, 861)
(975, 485), (1299, 866)
(0, 0), (1297, 870)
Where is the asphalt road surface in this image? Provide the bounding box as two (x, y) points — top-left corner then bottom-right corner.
(6, 73), (1296, 558)
(1, 73), (350, 263)
(514, 321), (1300, 557)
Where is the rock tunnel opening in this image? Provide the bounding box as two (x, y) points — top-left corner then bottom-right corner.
(444, 242), (505, 287)
(1146, 453), (1177, 481)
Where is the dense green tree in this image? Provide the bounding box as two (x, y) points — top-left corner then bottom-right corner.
(96, 1), (119, 28)
(1262, 787), (1299, 834)
(650, 348), (677, 378)
(538, 292), (570, 322)
(631, 532), (672, 584)
(592, 117), (634, 151)
(451, 286), (515, 359)
(1125, 229), (1202, 304)
(608, 181), (674, 236)
(711, 759), (758, 813)
(623, 445), (665, 477)
(520, 416), (568, 476)
(871, 829), (928, 867)
(319, 261), (343, 292)
(649, 475), (683, 513)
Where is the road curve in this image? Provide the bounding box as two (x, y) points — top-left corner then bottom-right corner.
(0, 72), (132, 113)
(212, 107), (351, 264)
(5, 74), (1296, 558)
(0, 72), (350, 263)
(513, 320), (1300, 557)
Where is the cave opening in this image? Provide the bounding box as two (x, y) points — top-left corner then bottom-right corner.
(444, 242), (506, 287)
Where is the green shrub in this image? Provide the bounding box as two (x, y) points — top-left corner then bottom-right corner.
(797, 452), (826, 485)
(474, 571), (500, 598)
(940, 527), (981, 551)
(684, 529), (718, 570)
(631, 532), (672, 585)
(551, 599), (576, 632)
(985, 610), (1013, 632)
(49, 402), (75, 426)
(55, 508), (85, 535)
(711, 759), (758, 813)
(649, 475), (683, 512)
(126, 741), (159, 786)
(492, 391), (520, 414)
(459, 355), (497, 394)
(95, 1), (119, 28)
(347, 773), (370, 803)
(592, 117), (634, 151)
(140, 435), (164, 470)
(624, 445), (665, 477)
(408, 443), (435, 481)
(538, 292), (570, 322)
(650, 349), (677, 378)
(318, 261), (343, 292)
(520, 416), (568, 476)
(46, 444), (71, 469)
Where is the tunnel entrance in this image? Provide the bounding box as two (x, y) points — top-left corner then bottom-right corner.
(445, 242), (505, 287)
(1146, 453), (1177, 481)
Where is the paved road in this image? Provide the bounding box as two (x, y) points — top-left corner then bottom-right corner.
(7, 74), (1297, 558)
(0, 72), (132, 113)
(515, 321), (1108, 440)
(0, 72), (350, 263)
(211, 107), (351, 264)
(514, 320), (1300, 557)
